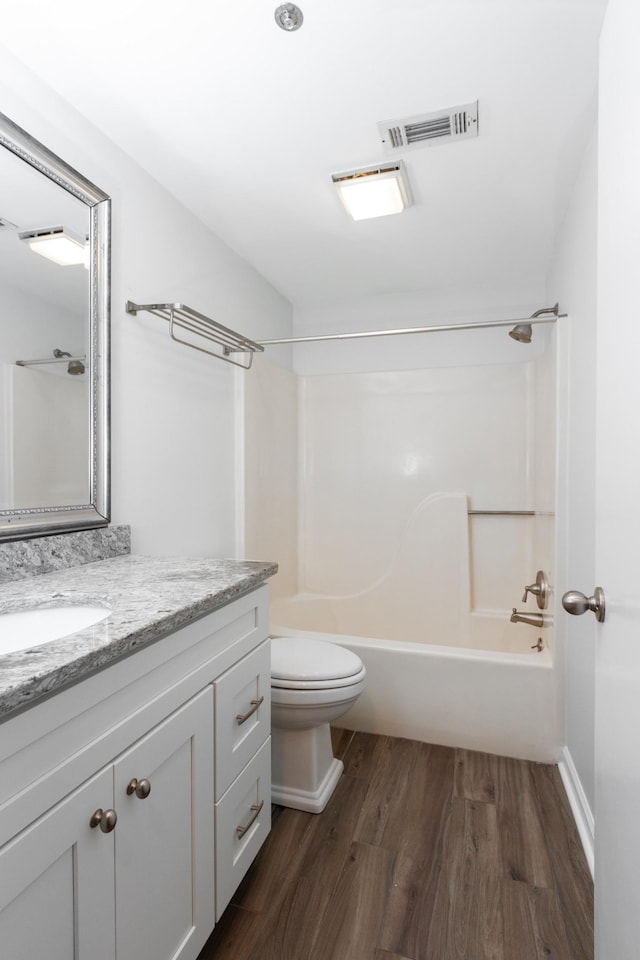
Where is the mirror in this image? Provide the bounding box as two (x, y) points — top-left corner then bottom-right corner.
(0, 112), (110, 540)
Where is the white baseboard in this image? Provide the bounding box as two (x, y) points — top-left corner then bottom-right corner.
(557, 746), (594, 879)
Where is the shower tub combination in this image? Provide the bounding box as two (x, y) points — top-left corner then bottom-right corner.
(271, 494), (558, 763)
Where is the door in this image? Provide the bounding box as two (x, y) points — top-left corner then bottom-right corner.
(113, 686), (215, 960)
(0, 766), (115, 960)
(594, 0), (640, 956)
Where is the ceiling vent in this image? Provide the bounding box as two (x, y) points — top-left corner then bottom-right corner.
(377, 101), (479, 154)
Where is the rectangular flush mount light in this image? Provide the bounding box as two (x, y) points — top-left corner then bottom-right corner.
(19, 226), (88, 266)
(331, 161), (412, 221)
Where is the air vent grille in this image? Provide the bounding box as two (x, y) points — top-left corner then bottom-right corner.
(378, 101), (478, 154)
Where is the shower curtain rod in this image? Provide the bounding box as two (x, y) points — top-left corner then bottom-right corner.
(257, 310), (566, 347)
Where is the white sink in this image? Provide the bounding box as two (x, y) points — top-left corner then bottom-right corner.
(0, 605), (112, 655)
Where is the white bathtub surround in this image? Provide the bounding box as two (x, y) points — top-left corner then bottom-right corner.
(285, 493), (471, 645)
(243, 356), (298, 601)
(6, 365), (88, 509)
(297, 363), (548, 611)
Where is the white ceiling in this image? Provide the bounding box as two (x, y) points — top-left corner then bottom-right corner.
(0, 0), (606, 311)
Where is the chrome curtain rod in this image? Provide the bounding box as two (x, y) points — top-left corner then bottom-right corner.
(468, 510), (535, 516)
(257, 311), (566, 347)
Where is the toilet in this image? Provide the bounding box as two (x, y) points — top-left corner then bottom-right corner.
(270, 636), (366, 813)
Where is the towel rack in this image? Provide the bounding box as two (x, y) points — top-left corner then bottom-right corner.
(126, 301), (264, 370)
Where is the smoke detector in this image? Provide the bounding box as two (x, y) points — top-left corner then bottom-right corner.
(274, 4), (303, 31)
(377, 101), (479, 154)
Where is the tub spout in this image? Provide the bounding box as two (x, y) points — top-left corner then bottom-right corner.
(510, 608), (547, 628)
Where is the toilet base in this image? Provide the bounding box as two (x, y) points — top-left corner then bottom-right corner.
(271, 722), (344, 814)
(272, 756), (344, 814)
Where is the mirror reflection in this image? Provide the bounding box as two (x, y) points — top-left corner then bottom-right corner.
(0, 145), (90, 510)
(0, 111), (110, 540)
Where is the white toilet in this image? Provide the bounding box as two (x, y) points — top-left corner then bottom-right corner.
(270, 636), (366, 813)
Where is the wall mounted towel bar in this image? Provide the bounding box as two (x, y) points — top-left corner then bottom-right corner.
(126, 301), (264, 370)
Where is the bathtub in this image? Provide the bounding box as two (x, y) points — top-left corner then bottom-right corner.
(271, 595), (559, 763)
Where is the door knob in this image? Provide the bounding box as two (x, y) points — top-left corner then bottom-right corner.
(561, 587), (606, 623)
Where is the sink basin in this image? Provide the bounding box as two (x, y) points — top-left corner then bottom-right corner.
(0, 605), (111, 655)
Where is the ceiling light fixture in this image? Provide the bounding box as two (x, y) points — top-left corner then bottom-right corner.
(19, 226), (88, 266)
(274, 3), (303, 31)
(331, 162), (413, 221)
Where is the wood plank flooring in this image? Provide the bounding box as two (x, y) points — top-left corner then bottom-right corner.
(198, 730), (593, 960)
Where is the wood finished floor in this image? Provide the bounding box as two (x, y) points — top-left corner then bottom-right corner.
(198, 730), (593, 960)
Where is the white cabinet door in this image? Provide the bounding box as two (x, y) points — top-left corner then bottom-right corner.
(113, 686), (215, 960)
(0, 766), (115, 960)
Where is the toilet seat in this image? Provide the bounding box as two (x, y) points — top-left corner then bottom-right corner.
(271, 636), (365, 690)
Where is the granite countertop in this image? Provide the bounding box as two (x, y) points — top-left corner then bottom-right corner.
(0, 555), (277, 722)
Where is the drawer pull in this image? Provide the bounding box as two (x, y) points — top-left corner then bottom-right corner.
(236, 696), (264, 725)
(236, 800), (264, 838)
(89, 808), (118, 833)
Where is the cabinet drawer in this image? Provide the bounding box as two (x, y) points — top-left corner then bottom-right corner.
(214, 640), (270, 799)
(215, 737), (271, 919)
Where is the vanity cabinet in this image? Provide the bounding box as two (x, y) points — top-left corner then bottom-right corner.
(0, 585), (271, 960)
(0, 689), (213, 960)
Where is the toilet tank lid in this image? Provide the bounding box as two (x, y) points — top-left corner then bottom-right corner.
(271, 636), (364, 682)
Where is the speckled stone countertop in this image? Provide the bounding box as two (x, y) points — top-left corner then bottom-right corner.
(0, 555), (277, 722)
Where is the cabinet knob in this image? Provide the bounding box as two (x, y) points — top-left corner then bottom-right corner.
(126, 777), (152, 799)
(89, 808), (118, 833)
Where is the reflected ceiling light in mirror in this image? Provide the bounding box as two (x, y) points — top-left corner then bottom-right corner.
(19, 226), (89, 266)
(331, 162), (413, 221)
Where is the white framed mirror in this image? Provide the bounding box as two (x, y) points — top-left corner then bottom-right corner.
(0, 112), (110, 540)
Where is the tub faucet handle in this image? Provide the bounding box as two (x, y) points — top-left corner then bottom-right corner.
(522, 570), (549, 610)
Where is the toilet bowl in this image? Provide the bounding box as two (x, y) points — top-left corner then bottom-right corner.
(270, 636), (366, 814)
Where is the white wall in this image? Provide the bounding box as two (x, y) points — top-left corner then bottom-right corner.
(548, 129), (598, 818)
(0, 46), (293, 558)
